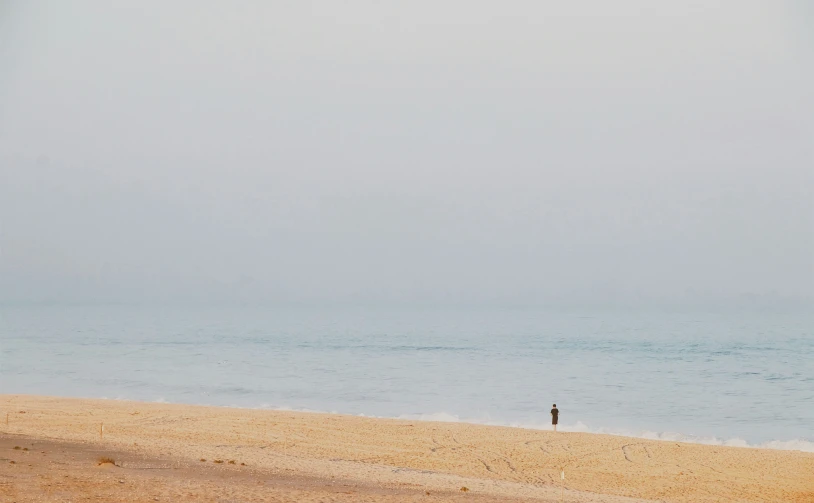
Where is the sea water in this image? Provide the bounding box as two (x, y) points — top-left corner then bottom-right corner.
(1, 304), (812, 451)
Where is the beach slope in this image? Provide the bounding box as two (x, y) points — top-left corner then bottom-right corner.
(1, 395), (812, 502)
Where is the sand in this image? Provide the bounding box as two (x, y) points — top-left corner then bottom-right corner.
(1, 395), (812, 502)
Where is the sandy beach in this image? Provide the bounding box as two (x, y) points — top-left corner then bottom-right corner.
(1, 395), (812, 502)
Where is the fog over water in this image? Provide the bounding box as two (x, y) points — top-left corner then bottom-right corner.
(1, 1), (812, 306)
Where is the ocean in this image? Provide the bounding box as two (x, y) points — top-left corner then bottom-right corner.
(1, 304), (812, 451)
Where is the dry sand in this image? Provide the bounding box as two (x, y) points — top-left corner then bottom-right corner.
(1, 395), (811, 502)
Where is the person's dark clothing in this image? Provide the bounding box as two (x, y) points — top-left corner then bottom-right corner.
(551, 408), (559, 425)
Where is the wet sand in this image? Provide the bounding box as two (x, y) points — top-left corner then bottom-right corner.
(1, 395), (812, 502)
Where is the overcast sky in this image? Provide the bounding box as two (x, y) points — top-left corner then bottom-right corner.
(1, 1), (812, 306)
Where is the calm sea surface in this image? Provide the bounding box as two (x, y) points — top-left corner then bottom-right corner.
(2, 305), (812, 450)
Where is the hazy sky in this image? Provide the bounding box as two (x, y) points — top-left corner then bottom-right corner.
(1, 1), (812, 305)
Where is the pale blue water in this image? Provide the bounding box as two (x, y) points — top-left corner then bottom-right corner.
(1, 305), (812, 451)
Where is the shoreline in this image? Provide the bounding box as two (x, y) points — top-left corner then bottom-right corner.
(2, 394), (813, 502)
(35, 393), (814, 453)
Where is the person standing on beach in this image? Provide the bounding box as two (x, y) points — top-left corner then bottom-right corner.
(551, 404), (559, 432)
